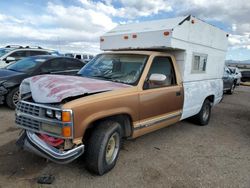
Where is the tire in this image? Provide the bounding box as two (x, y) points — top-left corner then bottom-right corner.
(6, 87), (20, 109)
(85, 120), (122, 175)
(227, 82), (235, 94)
(192, 99), (211, 126)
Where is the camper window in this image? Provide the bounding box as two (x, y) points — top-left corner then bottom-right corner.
(192, 53), (207, 73)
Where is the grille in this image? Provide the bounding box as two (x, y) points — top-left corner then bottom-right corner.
(16, 115), (40, 131)
(16, 101), (40, 116)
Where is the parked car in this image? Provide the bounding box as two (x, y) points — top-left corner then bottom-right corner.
(0, 56), (85, 109)
(16, 16), (228, 175)
(0, 45), (60, 68)
(241, 70), (250, 82)
(228, 67), (242, 85)
(65, 53), (94, 63)
(223, 66), (237, 94)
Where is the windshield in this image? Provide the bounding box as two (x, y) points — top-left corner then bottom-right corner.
(78, 54), (148, 85)
(0, 48), (11, 57)
(6, 57), (46, 73)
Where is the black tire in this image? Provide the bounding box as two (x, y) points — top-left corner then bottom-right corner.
(227, 82), (235, 94)
(192, 99), (211, 126)
(85, 120), (122, 175)
(6, 87), (20, 109)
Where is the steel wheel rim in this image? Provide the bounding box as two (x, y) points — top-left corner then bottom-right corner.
(202, 104), (209, 121)
(12, 90), (20, 106)
(105, 132), (119, 165)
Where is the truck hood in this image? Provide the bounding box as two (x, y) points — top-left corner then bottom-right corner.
(20, 75), (131, 103)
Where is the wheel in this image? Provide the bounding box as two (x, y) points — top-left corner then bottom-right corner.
(227, 82), (235, 94)
(192, 99), (211, 126)
(85, 120), (122, 175)
(6, 87), (20, 109)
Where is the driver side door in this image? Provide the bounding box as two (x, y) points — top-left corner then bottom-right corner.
(135, 56), (184, 136)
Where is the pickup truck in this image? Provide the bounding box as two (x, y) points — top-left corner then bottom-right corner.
(15, 15), (227, 175)
(16, 51), (212, 175)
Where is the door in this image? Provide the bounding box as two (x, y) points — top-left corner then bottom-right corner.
(137, 56), (183, 134)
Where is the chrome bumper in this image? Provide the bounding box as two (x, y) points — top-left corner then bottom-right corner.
(17, 131), (84, 164)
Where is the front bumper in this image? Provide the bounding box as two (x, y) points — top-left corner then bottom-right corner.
(17, 131), (84, 164)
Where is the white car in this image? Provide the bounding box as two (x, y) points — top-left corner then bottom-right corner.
(0, 45), (60, 68)
(65, 53), (94, 63)
(229, 67), (242, 85)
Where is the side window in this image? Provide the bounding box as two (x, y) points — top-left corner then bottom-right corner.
(192, 53), (207, 73)
(9, 50), (28, 59)
(83, 55), (88, 59)
(64, 59), (84, 69)
(30, 51), (49, 56)
(41, 59), (65, 73)
(145, 56), (176, 89)
(75, 55), (82, 59)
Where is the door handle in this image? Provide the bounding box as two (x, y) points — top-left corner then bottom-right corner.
(176, 91), (181, 96)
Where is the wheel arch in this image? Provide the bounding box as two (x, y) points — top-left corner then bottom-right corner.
(82, 113), (134, 143)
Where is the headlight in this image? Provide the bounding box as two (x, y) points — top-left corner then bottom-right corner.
(41, 123), (62, 135)
(55, 111), (62, 120)
(46, 109), (54, 118)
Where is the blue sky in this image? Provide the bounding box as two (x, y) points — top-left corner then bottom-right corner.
(0, 0), (249, 60)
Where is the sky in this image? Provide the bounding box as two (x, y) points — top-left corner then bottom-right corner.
(0, 0), (249, 61)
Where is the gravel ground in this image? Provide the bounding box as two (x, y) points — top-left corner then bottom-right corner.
(0, 86), (249, 188)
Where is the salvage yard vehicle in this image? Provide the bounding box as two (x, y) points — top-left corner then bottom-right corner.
(65, 53), (94, 63)
(0, 45), (60, 68)
(241, 70), (250, 82)
(228, 66), (241, 85)
(0, 56), (85, 109)
(223, 66), (237, 94)
(15, 15), (228, 175)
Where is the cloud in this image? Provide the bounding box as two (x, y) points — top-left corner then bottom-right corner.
(229, 34), (250, 49)
(0, 2), (118, 53)
(78, 0), (172, 19)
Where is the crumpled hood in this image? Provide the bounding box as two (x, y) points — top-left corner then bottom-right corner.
(20, 75), (131, 103)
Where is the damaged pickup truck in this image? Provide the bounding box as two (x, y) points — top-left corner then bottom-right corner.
(15, 16), (228, 175)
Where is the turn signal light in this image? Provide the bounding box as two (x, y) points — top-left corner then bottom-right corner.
(62, 111), (71, 122)
(132, 34), (137, 38)
(124, 36), (129, 39)
(163, 31), (170, 36)
(62, 126), (71, 137)
(100, 38), (104, 42)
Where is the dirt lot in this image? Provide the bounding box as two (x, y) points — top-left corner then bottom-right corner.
(0, 86), (249, 188)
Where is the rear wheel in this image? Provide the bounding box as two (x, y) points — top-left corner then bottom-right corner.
(192, 99), (211, 126)
(85, 120), (122, 175)
(6, 87), (19, 109)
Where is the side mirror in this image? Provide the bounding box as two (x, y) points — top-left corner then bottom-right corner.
(6, 57), (16, 63)
(149, 73), (166, 85)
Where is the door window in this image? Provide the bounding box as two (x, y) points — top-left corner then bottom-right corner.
(29, 51), (49, 56)
(144, 56), (176, 89)
(41, 58), (65, 73)
(9, 50), (28, 59)
(64, 59), (84, 69)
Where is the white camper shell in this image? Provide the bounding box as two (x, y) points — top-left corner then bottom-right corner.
(101, 15), (228, 120)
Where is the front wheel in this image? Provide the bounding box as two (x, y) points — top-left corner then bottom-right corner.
(192, 99), (211, 126)
(85, 120), (122, 175)
(6, 87), (19, 109)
